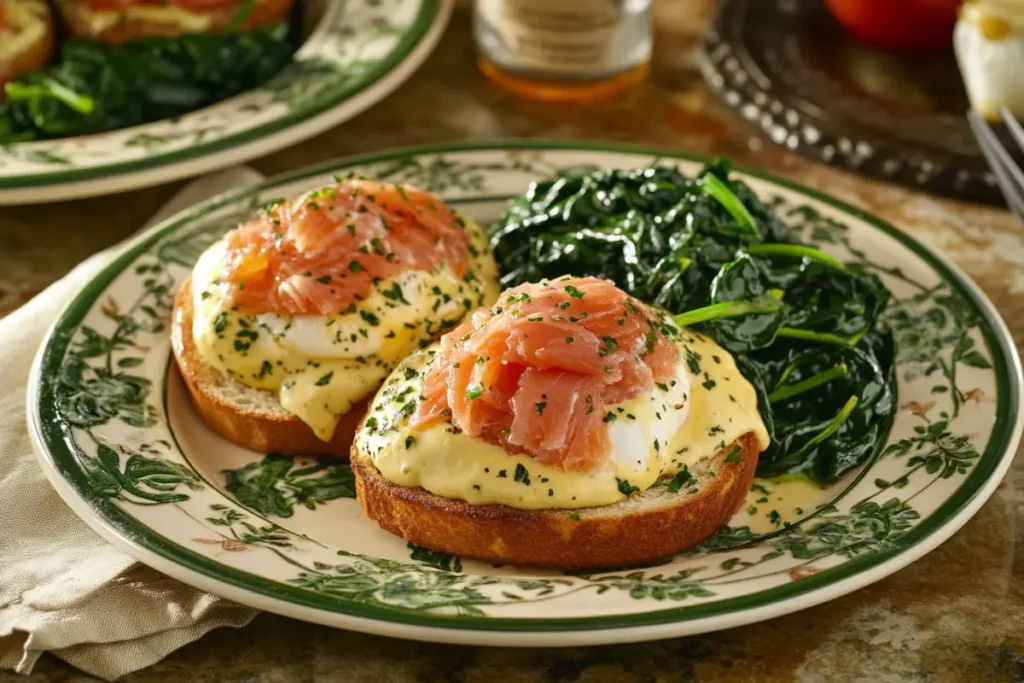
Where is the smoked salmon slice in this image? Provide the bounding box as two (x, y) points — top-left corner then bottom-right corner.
(414, 277), (679, 470)
(212, 179), (471, 316)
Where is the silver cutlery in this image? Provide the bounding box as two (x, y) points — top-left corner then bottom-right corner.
(969, 108), (1024, 223)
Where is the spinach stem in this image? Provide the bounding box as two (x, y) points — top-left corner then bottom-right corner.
(746, 244), (845, 270)
(41, 79), (96, 114)
(769, 363), (848, 403)
(673, 300), (782, 327)
(5, 79), (95, 115)
(225, 0), (258, 32)
(774, 355), (812, 388)
(777, 327), (855, 346)
(788, 396), (859, 461)
(700, 173), (761, 239)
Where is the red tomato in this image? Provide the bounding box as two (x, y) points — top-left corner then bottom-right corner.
(825, 0), (961, 52)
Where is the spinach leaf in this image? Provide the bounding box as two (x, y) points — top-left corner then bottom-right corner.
(753, 330), (894, 482)
(782, 261), (890, 341)
(0, 23), (296, 143)
(699, 254), (786, 353)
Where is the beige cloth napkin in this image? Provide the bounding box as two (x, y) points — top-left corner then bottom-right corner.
(0, 167), (267, 681)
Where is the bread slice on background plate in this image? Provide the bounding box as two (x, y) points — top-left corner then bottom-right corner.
(0, 0), (55, 89)
(55, 0), (293, 44)
(171, 275), (363, 457)
(352, 432), (760, 571)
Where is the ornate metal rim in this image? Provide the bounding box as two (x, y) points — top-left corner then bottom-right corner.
(702, 0), (1003, 205)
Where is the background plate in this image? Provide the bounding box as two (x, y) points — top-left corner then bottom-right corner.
(29, 142), (1023, 646)
(0, 0), (451, 205)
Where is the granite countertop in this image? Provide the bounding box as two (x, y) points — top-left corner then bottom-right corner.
(3, 1), (1023, 681)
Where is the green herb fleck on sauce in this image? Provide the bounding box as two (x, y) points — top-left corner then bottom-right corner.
(616, 478), (639, 496)
(381, 282), (409, 304)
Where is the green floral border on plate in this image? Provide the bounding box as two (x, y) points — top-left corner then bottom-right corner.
(0, 0), (439, 189)
(29, 141), (1023, 635)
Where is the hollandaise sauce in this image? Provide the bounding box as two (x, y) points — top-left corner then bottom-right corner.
(357, 331), (769, 510)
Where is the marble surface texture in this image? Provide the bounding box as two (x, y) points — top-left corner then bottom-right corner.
(2, 1), (1023, 681)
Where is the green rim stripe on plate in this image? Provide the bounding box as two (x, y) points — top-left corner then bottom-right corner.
(33, 140), (1022, 632)
(0, 0), (440, 189)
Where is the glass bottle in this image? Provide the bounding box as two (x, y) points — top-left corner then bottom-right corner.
(473, 0), (653, 102)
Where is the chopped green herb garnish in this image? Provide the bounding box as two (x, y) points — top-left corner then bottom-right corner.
(564, 285), (585, 298)
(617, 478), (639, 496)
(381, 282), (409, 304)
(258, 360), (273, 379)
(666, 467), (694, 493)
(599, 335), (618, 356)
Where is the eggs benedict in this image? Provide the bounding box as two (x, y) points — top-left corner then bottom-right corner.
(171, 178), (501, 456)
(352, 276), (770, 570)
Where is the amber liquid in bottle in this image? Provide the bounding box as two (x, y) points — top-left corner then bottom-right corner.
(473, 0), (652, 103)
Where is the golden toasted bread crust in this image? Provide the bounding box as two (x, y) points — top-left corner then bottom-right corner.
(0, 1), (55, 87)
(171, 275), (364, 456)
(56, 0), (292, 43)
(352, 432), (760, 571)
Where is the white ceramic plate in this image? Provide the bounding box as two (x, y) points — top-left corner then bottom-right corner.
(0, 0), (452, 205)
(29, 142), (1023, 646)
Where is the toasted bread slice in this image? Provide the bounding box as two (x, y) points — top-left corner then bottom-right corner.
(171, 275), (365, 456)
(0, 0), (55, 88)
(352, 432), (760, 571)
(55, 0), (292, 44)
